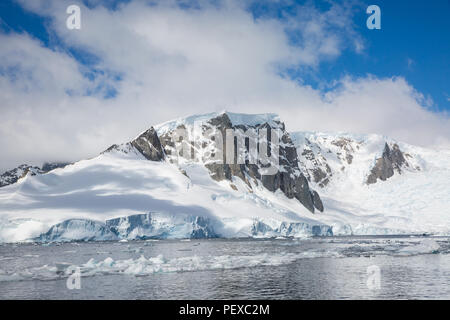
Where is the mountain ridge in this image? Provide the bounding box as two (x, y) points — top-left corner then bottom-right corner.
(0, 111), (449, 242)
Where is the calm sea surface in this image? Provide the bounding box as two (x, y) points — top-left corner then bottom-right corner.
(0, 236), (449, 299)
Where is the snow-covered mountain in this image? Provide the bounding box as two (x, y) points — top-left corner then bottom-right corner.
(291, 131), (450, 235)
(0, 112), (449, 242)
(0, 162), (70, 188)
(0, 164), (42, 188)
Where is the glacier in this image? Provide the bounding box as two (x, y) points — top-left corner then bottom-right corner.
(35, 213), (220, 242)
(105, 213), (218, 240)
(37, 219), (118, 242)
(32, 213), (333, 243)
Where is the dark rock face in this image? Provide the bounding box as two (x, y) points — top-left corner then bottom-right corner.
(41, 162), (71, 172)
(158, 113), (323, 214)
(331, 138), (356, 165)
(311, 190), (324, 212)
(296, 135), (363, 189)
(0, 162), (72, 188)
(208, 112), (233, 129)
(0, 164), (42, 187)
(298, 141), (332, 188)
(367, 143), (409, 184)
(131, 127), (165, 161)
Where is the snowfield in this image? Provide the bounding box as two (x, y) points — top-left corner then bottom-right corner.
(0, 112), (449, 242)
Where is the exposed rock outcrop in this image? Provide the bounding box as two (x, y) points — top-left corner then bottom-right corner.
(0, 164), (42, 187)
(130, 127), (165, 161)
(311, 190), (324, 212)
(0, 162), (72, 188)
(157, 112), (323, 214)
(367, 143), (409, 184)
(41, 162), (70, 172)
(292, 132), (421, 190)
(300, 145), (332, 188)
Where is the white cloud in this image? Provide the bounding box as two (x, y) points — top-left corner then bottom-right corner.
(0, 0), (449, 171)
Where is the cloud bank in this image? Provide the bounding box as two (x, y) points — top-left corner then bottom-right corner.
(1, 0), (449, 171)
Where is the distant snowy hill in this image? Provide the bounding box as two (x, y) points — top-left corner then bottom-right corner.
(0, 112), (449, 242)
(0, 164), (42, 188)
(0, 162), (70, 188)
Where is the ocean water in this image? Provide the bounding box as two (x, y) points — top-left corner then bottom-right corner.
(0, 236), (449, 299)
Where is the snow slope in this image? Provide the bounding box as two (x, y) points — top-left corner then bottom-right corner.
(0, 142), (330, 242)
(0, 165), (42, 187)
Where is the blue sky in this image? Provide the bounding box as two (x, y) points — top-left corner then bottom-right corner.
(347, 0), (450, 112)
(250, 0), (450, 111)
(0, 0), (449, 169)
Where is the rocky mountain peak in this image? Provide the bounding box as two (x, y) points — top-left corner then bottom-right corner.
(130, 127), (165, 161)
(366, 143), (409, 184)
(207, 112), (233, 129)
(0, 162), (70, 188)
(291, 132), (420, 189)
(154, 112), (323, 213)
